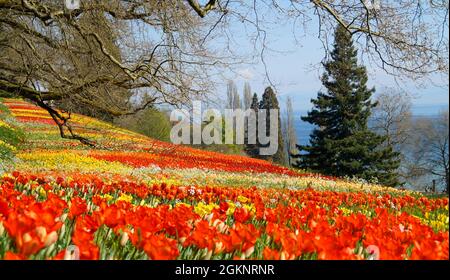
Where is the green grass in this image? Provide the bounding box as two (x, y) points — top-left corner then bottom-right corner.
(0, 98), (25, 165)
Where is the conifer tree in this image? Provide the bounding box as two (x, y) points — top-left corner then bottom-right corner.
(259, 87), (286, 165)
(292, 25), (400, 187)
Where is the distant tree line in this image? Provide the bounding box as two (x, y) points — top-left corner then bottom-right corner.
(224, 81), (288, 164)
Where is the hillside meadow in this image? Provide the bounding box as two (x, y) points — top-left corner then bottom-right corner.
(0, 98), (448, 260)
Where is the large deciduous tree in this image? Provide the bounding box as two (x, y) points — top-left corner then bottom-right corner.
(0, 1), (221, 145)
(0, 0), (447, 145)
(405, 111), (449, 193)
(370, 88), (413, 185)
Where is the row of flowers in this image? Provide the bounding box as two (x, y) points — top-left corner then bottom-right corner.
(12, 150), (421, 194)
(0, 172), (448, 260)
(3, 99), (308, 177)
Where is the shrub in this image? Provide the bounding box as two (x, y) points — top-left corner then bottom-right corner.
(114, 108), (172, 142)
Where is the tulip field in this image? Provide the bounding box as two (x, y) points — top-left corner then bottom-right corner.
(0, 98), (448, 260)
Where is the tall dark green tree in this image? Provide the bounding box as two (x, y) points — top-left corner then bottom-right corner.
(259, 87), (286, 165)
(292, 25), (400, 187)
(245, 93), (260, 158)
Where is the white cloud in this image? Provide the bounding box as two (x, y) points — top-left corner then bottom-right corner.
(237, 68), (255, 80)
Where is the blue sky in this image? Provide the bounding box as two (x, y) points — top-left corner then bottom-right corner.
(217, 16), (449, 116)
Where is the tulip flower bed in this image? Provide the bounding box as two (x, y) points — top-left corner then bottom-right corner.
(0, 98), (448, 260)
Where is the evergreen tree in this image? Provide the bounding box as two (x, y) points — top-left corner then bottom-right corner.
(245, 93), (260, 157)
(292, 25), (400, 187)
(259, 87), (286, 165)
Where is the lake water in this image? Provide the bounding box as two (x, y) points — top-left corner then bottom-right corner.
(292, 105), (448, 146)
(294, 119), (315, 146)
